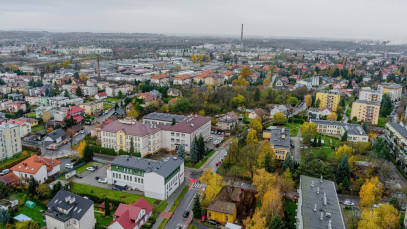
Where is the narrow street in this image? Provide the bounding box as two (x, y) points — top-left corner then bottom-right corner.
(291, 127), (302, 163)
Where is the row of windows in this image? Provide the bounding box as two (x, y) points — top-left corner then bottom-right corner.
(113, 172), (144, 183)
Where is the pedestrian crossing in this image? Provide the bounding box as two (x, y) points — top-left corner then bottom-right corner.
(191, 182), (207, 189)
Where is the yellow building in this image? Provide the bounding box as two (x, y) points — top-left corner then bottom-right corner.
(379, 83), (402, 101)
(351, 100), (380, 125)
(207, 200), (237, 224)
(79, 101), (103, 115)
(316, 91), (340, 111)
(269, 127), (291, 161)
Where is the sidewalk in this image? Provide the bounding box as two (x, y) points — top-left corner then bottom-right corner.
(152, 183), (187, 229)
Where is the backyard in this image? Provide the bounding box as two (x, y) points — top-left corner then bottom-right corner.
(15, 205), (46, 227)
(104, 98), (120, 103)
(103, 103), (114, 111)
(95, 211), (113, 228)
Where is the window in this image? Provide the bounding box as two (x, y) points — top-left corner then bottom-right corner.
(225, 215), (229, 221)
(208, 213), (211, 218)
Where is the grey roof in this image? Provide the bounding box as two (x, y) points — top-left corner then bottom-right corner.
(388, 122), (407, 139)
(111, 156), (183, 177)
(46, 190), (93, 222)
(311, 119), (367, 136)
(354, 99), (380, 106)
(46, 129), (66, 141)
(143, 112), (186, 123)
(269, 127), (290, 149)
(299, 175), (346, 229)
(114, 108), (125, 116)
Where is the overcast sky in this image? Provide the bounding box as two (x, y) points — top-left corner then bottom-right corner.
(1, 0), (407, 44)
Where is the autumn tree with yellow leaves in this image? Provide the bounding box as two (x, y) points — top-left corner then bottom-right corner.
(200, 168), (225, 208)
(127, 108), (139, 119)
(246, 128), (258, 145)
(358, 204), (400, 229)
(77, 141), (86, 158)
(336, 144), (354, 161)
(305, 94), (312, 107)
(359, 177), (383, 208)
(327, 112), (338, 121)
(249, 119), (263, 132)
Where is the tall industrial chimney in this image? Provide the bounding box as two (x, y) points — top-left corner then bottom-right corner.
(97, 55), (101, 79)
(240, 24), (244, 49)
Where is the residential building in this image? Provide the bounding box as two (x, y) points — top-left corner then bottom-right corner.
(150, 73), (170, 86)
(46, 190), (96, 229)
(106, 156), (184, 200)
(43, 129), (66, 147)
(50, 96), (69, 107)
(35, 106), (55, 119)
(106, 84), (132, 97)
(0, 123), (22, 160)
(173, 74), (191, 85)
(217, 112), (238, 131)
(359, 87), (383, 103)
(248, 108), (267, 120)
(108, 198), (153, 229)
(7, 101), (26, 113)
(25, 96), (38, 106)
(80, 102), (103, 116)
(95, 92), (107, 100)
(296, 175), (346, 229)
(7, 119), (31, 137)
(315, 90), (340, 112)
(207, 200), (237, 224)
(269, 127), (291, 160)
(205, 74), (224, 87)
(384, 122), (407, 169)
(311, 119), (368, 142)
(167, 88), (181, 97)
(142, 112), (186, 126)
(379, 83), (402, 101)
(101, 118), (161, 156)
(11, 154), (61, 183)
(351, 100), (380, 125)
(269, 105), (288, 119)
(82, 86), (98, 96)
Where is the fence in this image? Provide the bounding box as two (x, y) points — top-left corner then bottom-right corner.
(53, 161), (86, 180)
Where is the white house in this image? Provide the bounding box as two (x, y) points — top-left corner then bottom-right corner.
(108, 198), (153, 229)
(11, 154), (61, 184)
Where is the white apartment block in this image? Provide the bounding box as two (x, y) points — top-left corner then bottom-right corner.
(0, 123), (22, 160)
(359, 87), (383, 103)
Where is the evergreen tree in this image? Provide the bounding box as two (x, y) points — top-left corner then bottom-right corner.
(197, 135), (205, 160)
(254, 88), (260, 101)
(342, 176), (350, 190)
(389, 196), (401, 210)
(336, 155), (351, 183)
(64, 89), (69, 98)
(0, 209), (10, 225)
(282, 152), (294, 172)
(177, 144), (186, 159)
(190, 137), (199, 163)
(114, 103), (119, 110)
(263, 152), (274, 173)
(341, 131), (348, 141)
(380, 94), (393, 117)
(362, 122), (367, 131)
(51, 181), (63, 197)
(129, 138), (134, 156)
(83, 143), (94, 162)
(192, 195), (202, 219)
(28, 177), (39, 195)
(313, 136), (317, 147)
(171, 117), (176, 126)
(318, 136), (322, 147)
(104, 198), (111, 216)
(76, 86), (83, 97)
(269, 215), (285, 229)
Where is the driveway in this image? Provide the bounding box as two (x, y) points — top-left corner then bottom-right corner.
(73, 164), (110, 189)
(291, 130), (302, 163)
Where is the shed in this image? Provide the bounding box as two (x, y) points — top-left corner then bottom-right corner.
(25, 201), (36, 209)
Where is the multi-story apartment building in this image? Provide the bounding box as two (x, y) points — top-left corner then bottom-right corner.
(107, 156), (184, 200)
(359, 87), (383, 103)
(101, 118), (162, 156)
(0, 123), (22, 160)
(379, 83), (402, 101)
(79, 101), (103, 116)
(351, 100), (380, 125)
(106, 84), (133, 97)
(49, 96), (69, 107)
(384, 122), (407, 170)
(315, 90), (340, 112)
(82, 86), (98, 96)
(311, 119), (368, 142)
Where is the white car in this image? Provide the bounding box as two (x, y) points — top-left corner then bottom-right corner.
(98, 177), (108, 184)
(86, 167), (96, 172)
(344, 200), (355, 206)
(65, 164), (73, 169)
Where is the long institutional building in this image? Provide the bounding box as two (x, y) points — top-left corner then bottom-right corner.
(316, 90), (340, 112)
(351, 100), (380, 125)
(101, 113), (211, 156)
(311, 119), (368, 142)
(385, 122), (407, 170)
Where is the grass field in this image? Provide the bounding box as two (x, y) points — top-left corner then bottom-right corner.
(26, 112), (36, 118)
(377, 117), (388, 127)
(169, 186), (189, 212)
(105, 98), (120, 103)
(71, 183), (157, 205)
(75, 162), (101, 174)
(157, 218), (168, 229)
(103, 103), (114, 111)
(283, 123), (302, 137)
(185, 150), (216, 169)
(284, 199), (297, 229)
(156, 201), (168, 212)
(95, 212), (113, 227)
(31, 125), (44, 132)
(16, 205), (46, 227)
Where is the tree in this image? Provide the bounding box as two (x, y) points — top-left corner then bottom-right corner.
(83, 142), (94, 162)
(15, 221), (40, 229)
(77, 141), (86, 158)
(129, 137), (134, 156)
(372, 138), (388, 159)
(305, 94), (312, 107)
(240, 66), (252, 78)
(300, 122), (317, 145)
(261, 187), (283, 222)
(336, 144), (354, 161)
(341, 131), (348, 141)
(64, 89), (69, 98)
(269, 215), (285, 229)
(273, 112), (287, 125)
(286, 96), (299, 105)
(0, 209), (10, 225)
(177, 144), (186, 159)
(240, 144), (261, 179)
(171, 98), (191, 113)
(359, 177), (383, 208)
(249, 119), (263, 132)
(225, 139), (239, 164)
(197, 135), (205, 160)
(200, 168), (225, 208)
(358, 204), (400, 229)
(258, 141), (276, 172)
(191, 54), (198, 63)
(380, 94), (393, 117)
(42, 111), (50, 127)
(192, 195), (202, 219)
(28, 177), (39, 196)
(342, 176), (350, 190)
(246, 128), (258, 145)
(171, 117), (176, 125)
(76, 86), (83, 97)
(62, 60), (71, 69)
(327, 112), (337, 121)
(36, 183), (50, 199)
(190, 137), (199, 163)
(127, 108), (139, 119)
(317, 136), (322, 147)
(79, 73), (88, 84)
(51, 181), (63, 197)
(0, 183), (9, 199)
(336, 156), (351, 183)
(231, 94), (245, 108)
(104, 198), (111, 217)
(389, 196), (401, 210)
(282, 153), (294, 172)
(118, 90), (123, 98)
(254, 88), (260, 101)
(315, 99), (321, 108)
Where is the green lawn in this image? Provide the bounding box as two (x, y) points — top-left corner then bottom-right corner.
(26, 112), (36, 118)
(31, 125), (44, 132)
(76, 162), (100, 174)
(157, 218), (168, 229)
(95, 212), (113, 227)
(377, 117), (388, 127)
(156, 201), (168, 212)
(103, 103), (114, 111)
(279, 123), (302, 137)
(16, 205), (46, 227)
(105, 98), (120, 103)
(185, 150), (216, 169)
(71, 183), (157, 205)
(169, 185), (189, 212)
(346, 108), (351, 117)
(283, 199), (297, 229)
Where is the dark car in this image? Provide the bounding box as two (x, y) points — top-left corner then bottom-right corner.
(207, 220), (220, 226)
(183, 210), (190, 218)
(95, 176), (100, 180)
(74, 174), (83, 178)
(92, 164), (99, 169)
(112, 184), (128, 191)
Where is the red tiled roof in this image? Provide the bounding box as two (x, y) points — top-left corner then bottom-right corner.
(11, 155), (61, 174)
(66, 115), (84, 123)
(169, 98), (180, 104)
(96, 92), (107, 97)
(67, 106), (85, 115)
(0, 173), (19, 185)
(110, 198), (153, 229)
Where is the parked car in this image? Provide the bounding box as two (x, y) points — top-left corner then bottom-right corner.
(344, 200), (355, 206)
(74, 174), (83, 178)
(183, 210), (190, 218)
(86, 167), (95, 172)
(207, 220), (220, 226)
(112, 184), (128, 191)
(216, 161), (221, 166)
(65, 164), (73, 169)
(200, 215), (206, 222)
(95, 176), (100, 180)
(92, 164), (98, 169)
(98, 177), (108, 184)
(0, 169), (10, 176)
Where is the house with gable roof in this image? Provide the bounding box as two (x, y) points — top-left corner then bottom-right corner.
(108, 198), (153, 229)
(11, 154), (61, 183)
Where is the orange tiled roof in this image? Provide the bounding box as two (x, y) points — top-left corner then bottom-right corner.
(11, 154), (61, 174)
